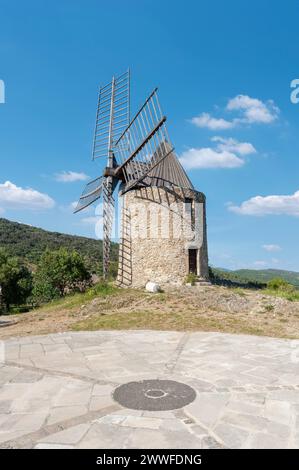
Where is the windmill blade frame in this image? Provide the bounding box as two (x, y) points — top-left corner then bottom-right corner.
(92, 70), (130, 161)
(102, 177), (115, 278)
(73, 176), (104, 213)
(74, 70), (130, 278)
(113, 88), (174, 191)
(121, 143), (175, 193)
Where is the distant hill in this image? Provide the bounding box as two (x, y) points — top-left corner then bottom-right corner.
(0, 218), (118, 272)
(233, 269), (299, 287)
(213, 267), (299, 287)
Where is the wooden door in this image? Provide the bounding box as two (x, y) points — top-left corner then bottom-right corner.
(188, 249), (197, 274)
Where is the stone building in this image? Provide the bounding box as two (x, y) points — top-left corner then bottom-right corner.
(117, 149), (209, 288)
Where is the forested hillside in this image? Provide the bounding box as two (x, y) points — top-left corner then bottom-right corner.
(0, 218), (118, 272)
(212, 267), (299, 287)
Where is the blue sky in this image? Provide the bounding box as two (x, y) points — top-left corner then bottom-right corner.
(0, 0), (299, 271)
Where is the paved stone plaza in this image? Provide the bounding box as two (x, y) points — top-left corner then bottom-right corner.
(0, 330), (299, 449)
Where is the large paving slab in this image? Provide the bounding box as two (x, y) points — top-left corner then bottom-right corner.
(0, 330), (299, 448)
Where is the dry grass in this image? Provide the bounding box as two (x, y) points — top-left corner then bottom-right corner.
(72, 309), (269, 337)
(1, 284), (299, 340)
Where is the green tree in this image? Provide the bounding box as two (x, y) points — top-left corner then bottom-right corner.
(32, 248), (92, 304)
(0, 248), (32, 313)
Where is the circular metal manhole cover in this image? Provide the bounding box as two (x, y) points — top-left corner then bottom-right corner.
(113, 379), (196, 411)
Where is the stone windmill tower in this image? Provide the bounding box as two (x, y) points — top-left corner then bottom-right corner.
(75, 71), (209, 288)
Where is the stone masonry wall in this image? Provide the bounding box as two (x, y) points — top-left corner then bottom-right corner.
(117, 186), (209, 288)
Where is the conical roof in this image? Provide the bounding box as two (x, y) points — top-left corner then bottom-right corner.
(123, 142), (194, 192)
(145, 148), (194, 190)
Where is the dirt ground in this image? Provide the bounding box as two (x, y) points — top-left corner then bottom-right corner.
(1, 285), (299, 340)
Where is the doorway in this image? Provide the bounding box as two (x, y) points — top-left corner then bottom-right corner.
(188, 249), (198, 274)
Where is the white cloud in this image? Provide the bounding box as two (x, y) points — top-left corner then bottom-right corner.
(228, 190), (299, 217)
(55, 171), (89, 183)
(179, 147), (244, 169)
(211, 136), (256, 156)
(179, 136), (256, 170)
(262, 244), (281, 252)
(190, 113), (234, 130)
(190, 95), (279, 131)
(0, 181), (55, 212)
(227, 95), (279, 124)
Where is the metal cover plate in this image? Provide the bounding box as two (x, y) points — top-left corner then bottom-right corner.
(113, 379), (196, 411)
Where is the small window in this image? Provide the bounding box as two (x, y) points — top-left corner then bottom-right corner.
(185, 198), (195, 230)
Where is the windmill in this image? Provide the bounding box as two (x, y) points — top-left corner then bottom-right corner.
(75, 70), (209, 286)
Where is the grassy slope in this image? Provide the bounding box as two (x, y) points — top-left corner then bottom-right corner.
(1, 283), (299, 340)
(45, 284), (299, 339)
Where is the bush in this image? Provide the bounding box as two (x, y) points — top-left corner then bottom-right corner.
(85, 281), (118, 298)
(267, 278), (293, 292)
(31, 277), (60, 305)
(185, 273), (197, 286)
(208, 266), (215, 280)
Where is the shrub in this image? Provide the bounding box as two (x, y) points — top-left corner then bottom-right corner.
(31, 277), (60, 305)
(185, 273), (197, 286)
(86, 280), (118, 298)
(267, 278), (293, 292)
(208, 266), (215, 280)
(264, 304), (274, 312)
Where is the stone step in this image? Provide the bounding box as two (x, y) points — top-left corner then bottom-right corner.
(194, 278), (212, 287)
(185, 278), (212, 287)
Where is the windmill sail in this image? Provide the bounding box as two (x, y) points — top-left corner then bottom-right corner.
(73, 176), (103, 213)
(75, 70), (130, 278)
(113, 89), (174, 191)
(92, 70), (130, 160)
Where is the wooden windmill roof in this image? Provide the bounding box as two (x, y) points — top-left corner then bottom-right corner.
(123, 142), (194, 192)
(145, 147), (194, 190)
